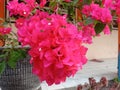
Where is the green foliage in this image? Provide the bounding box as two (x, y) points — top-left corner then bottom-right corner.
(48, 0), (79, 22)
(73, 0), (79, 5)
(84, 17), (94, 25)
(49, 0), (57, 11)
(113, 77), (120, 83)
(0, 61), (6, 75)
(7, 49), (27, 68)
(83, 0), (92, 5)
(0, 48), (27, 74)
(94, 23), (106, 35)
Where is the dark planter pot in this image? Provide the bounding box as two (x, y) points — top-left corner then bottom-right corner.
(0, 47), (41, 90)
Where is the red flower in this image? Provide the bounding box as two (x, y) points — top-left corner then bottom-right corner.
(17, 11), (88, 85)
(40, 0), (47, 8)
(0, 27), (11, 35)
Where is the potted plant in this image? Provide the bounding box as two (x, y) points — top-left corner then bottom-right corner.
(0, 21), (41, 90)
(0, 0), (119, 89)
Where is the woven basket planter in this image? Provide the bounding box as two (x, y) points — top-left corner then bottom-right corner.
(0, 47), (41, 90)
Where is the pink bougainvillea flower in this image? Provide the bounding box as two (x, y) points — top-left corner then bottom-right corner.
(102, 0), (113, 8)
(0, 27), (11, 35)
(7, 0), (33, 17)
(100, 8), (112, 23)
(111, 0), (120, 17)
(91, 3), (112, 23)
(78, 23), (96, 44)
(15, 18), (25, 28)
(17, 11), (49, 46)
(90, 4), (104, 21)
(29, 42), (88, 85)
(82, 3), (112, 24)
(115, 1), (120, 16)
(64, 0), (71, 2)
(117, 17), (120, 23)
(39, 0), (47, 8)
(25, 0), (38, 8)
(103, 25), (111, 35)
(17, 11), (88, 85)
(82, 5), (91, 17)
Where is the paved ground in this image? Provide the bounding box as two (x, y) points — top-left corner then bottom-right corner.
(41, 58), (118, 90)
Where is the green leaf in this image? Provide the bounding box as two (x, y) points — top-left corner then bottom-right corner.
(83, 0), (92, 5)
(18, 49), (27, 58)
(49, 0), (57, 10)
(95, 23), (106, 34)
(84, 17), (94, 25)
(0, 61), (6, 75)
(7, 60), (16, 69)
(7, 49), (27, 68)
(72, 0), (79, 5)
(2, 22), (8, 25)
(0, 54), (6, 58)
(113, 77), (120, 83)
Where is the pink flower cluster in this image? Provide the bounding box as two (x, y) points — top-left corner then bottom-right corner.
(82, 3), (112, 24)
(7, 0), (48, 17)
(0, 27), (11, 35)
(7, 0), (35, 17)
(102, 0), (120, 22)
(6, 0), (115, 86)
(77, 23), (110, 44)
(81, 3), (112, 35)
(102, 0), (113, 8)
(17, 11), (88, 85)
(64, 0), (71, 2)
(78, 24), (96, 44)
(114, 0), (120, 17)
(103, 25), (111, 35)
(39, 0), (47, 8)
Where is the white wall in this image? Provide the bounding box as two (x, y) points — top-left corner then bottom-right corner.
(86, 30), (118, 60)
